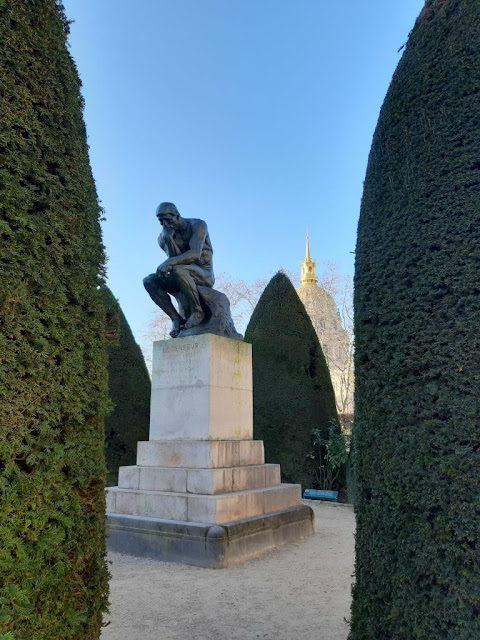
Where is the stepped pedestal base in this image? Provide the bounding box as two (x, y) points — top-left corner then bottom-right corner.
(106, 504), (314, 568)
(106, 335), (315, 567)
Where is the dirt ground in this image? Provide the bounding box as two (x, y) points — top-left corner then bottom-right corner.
(102, 501), (355, 640)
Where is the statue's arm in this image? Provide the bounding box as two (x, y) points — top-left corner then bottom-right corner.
(161, 222), (207, 269)
(159, 231), (181, 257)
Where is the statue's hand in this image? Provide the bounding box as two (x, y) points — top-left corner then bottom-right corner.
(157, 260), (173, 278)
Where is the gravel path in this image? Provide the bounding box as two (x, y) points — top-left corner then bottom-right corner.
(102, 501), (355, 640)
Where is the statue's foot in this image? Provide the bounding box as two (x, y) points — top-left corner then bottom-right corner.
(184, 310), (204, 330)
(169, 316), (185, 338)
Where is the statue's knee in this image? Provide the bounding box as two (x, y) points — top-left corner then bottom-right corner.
(143, 274), (157, 291)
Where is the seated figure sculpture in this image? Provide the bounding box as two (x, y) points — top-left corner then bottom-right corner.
(144, 202), (241, 340)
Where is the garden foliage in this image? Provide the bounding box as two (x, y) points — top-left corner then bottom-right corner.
(101, 286), (150, 486)
(312, 421), (348, 491)
(245, 272), (339, 488)
(0, 1), (109, 637)
(351, 1), (480, 638)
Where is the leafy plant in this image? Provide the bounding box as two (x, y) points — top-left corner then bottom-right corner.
(311, 421), (348, 490)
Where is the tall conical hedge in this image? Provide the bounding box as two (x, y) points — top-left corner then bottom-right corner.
(101, 286), (151, 486)
(245, 272), (339, 488)
(351, 1), (480, 638)
(0, 2), (109, 638)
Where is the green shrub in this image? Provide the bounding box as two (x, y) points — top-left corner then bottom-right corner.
(245, 272), (339, 488)
(351, 1), (480, 638)
(101, 286), (150, 486)
(312, 421), (348, 491)
(0, 2), (109, 637)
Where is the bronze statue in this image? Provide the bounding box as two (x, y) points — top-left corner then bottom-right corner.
(144, 202), (242, 340)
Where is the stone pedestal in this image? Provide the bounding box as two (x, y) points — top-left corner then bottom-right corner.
(106, 334), (314, 568)
(149, 335), (253, 441)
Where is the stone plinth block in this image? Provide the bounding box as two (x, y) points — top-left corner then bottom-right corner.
(106, 483), (301, 524)
(136, 440), (264, 469)
(106, 505), (315, 568)
(149, 334), (253, 441)
(118, 463), (281, 495)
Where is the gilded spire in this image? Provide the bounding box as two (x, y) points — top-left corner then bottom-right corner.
(300, 232), (318, 286)
(305, 232), (311, 261)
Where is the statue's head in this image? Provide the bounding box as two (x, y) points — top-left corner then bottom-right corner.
(156, 202), (181, 229)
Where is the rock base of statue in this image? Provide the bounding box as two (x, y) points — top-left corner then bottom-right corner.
(176, 286), (243, 340)
(106, 334), (314, 568)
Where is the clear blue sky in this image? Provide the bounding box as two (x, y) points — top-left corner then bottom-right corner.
(62, 0), (424, 345)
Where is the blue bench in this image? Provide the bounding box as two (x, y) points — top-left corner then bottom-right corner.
(303, 489), (338, 502)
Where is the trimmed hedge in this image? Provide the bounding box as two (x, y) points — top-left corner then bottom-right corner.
(245, 272), (339, 488)
(351, 1), (480, 638)
(101, 286), (150, 486)
(0, 2), (109, 638)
